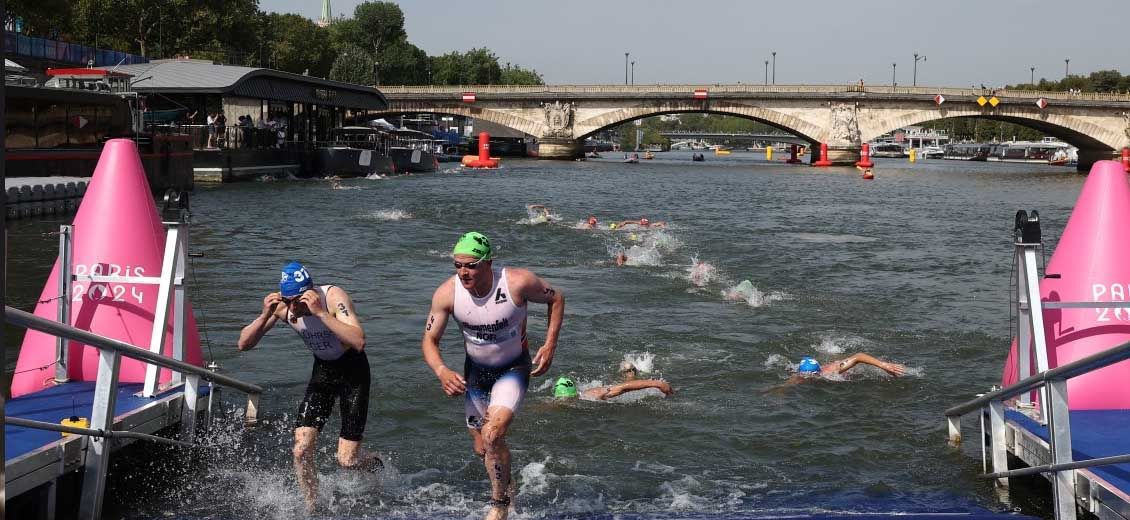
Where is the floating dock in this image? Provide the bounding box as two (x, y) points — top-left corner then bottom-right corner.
(5, 177), (88, 220)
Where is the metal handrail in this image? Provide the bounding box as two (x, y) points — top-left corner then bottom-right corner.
(5, 417), (201, 449)
(944, 338), (1130, 418)
(981, 452), (1130, 480)
(5, 306), (263, 396)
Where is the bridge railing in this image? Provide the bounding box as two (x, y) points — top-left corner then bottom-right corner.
(378, 84), (1130, 102)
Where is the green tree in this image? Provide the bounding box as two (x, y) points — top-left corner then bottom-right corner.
(330, 44), (376, 85)
(263, 13), (333, 76)
(429, 51), (466, 85)
(463, 48), (502, 84)
(377, 41), (428, 85)
(500, 63), (544, 85)
(352, 1), (407, 57)
(7, 0), (75, 38)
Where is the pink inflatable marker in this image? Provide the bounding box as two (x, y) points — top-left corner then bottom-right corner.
(10, 139), (203, 398)
(1002, 160), (1130, 410)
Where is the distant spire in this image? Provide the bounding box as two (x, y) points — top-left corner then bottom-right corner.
(317, 0), (332, 27)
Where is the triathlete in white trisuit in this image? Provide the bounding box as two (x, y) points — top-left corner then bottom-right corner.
(422, 232), (565, 520)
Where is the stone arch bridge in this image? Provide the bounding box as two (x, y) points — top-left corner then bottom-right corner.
(375, 84), (1130, 170)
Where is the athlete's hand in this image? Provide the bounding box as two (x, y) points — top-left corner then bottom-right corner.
(299, 290), (327, 318)
(530, 344), (556, 377)
(436, 366), (466, 396)
(262, 292), (283, 317)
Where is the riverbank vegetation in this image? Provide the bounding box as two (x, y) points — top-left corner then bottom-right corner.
(7, 0), (544, 86)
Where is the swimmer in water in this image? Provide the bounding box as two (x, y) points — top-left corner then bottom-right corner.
(614, 252), (628, 266)
(554, 362), (674, 401)
(583, 215), (599, 229)
(614, 217), (667, 229)
(526, 204), (555, 224)
(781, 353), (906, 386)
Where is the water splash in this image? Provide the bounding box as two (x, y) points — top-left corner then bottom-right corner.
(622, 351), (656, 373)
(363, 209), (414, 221)
(721, 280), (786, 307)
(686, 258), (718, 287)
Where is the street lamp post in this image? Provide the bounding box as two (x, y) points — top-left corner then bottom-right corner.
(625, 52), (629, 85)
(771, 51), (776, 84)
(631, 61), (635, 85)
(892, 62), (897, 88)
(1064, 58), (1070, 78)
(1030, 66), (1035, 86)
(764, 60), (769, 85)
(912, 53), (926, 86)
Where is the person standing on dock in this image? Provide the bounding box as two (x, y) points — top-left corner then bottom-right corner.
(237, 261), (378, 513)
(421, 231), (565, 520)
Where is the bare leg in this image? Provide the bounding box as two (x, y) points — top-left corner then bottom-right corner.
(481, 406), (515, 520)
(293, 427), (319, 513)
(336, 437), (382, 471)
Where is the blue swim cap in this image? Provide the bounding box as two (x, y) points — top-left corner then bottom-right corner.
(798, 357), (821, 374)
(279, 261), (313, 297)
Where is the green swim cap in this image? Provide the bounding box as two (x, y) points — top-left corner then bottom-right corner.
(553, 377), (578, 398)
(453, 231), (492, 260)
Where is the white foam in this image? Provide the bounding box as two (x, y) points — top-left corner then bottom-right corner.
(364, 173), (387, 180)
(721, 280), (787, 307)
(363, 209), (413, 221)
(686, 258), (718, 287)
(622, 351), (656, 374)
(518, 458), (552, 496)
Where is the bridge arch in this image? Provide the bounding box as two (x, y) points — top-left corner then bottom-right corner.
(573, 102), (825, 144)
(369, 103), (542, 137)
(864, 107), (1123, 151)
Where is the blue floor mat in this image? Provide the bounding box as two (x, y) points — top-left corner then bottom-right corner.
(1006, 408), (1130, 494)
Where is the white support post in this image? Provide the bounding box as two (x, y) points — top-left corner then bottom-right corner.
(55, 225), (73, 383)
(1022, 248), (1050, 375)
(143, 225), (181, 397)
(245, 393), (260, 428)
(78, 348), (121, 520)
(947, 415), (962, 445)
(1015, 247), (1032, 404)
(180, 374), (199, 442)
(989, 399), (1010, 489)
(170, 228), (187, 386)
(1046, 378), (1077, 520)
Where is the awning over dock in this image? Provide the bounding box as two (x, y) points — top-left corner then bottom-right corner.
(103, 60), (387, 110)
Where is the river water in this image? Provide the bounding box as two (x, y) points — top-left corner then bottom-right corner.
(5, 151), (1088, 519)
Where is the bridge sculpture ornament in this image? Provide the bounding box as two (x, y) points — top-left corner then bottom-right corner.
(827, 103), (862, 147)
(542, 101), (575, 138)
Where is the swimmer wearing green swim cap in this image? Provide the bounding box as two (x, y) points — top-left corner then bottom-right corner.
(422, 230), (566, 519)
(554, 361), (674, 401)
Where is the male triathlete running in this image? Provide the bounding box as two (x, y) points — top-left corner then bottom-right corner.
(421, 231), (565, 520)
(237, 261), (379, 513)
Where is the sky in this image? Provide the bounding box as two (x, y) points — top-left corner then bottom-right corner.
(258, 0), (1130, 88)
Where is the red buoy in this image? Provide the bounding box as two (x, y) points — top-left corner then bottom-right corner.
(813, 143), (833, 167)
(856, 143), (874, 168)
(464, 132), (500, 169)
(1122, 147), (1129, 172)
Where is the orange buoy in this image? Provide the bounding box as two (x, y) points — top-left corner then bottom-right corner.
(1122, 147), (1129, 172)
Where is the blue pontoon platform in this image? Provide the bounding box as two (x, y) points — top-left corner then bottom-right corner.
(5, 381), (213, 499)
(1004, 407), (1130, 519)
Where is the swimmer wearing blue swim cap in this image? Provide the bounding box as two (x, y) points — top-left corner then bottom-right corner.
(797, 357), (821, 374)
(773, 353), (909, 389)
(237, 261), (376, 512)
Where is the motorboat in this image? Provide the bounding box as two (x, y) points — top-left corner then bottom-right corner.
(314, 126), (396, 178)
(643, 151), (655, 160)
